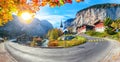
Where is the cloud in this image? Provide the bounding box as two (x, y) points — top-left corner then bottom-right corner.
(35, 15), (68, 28)
(83, 0), (91, 4)
(110, 0), (120, 3)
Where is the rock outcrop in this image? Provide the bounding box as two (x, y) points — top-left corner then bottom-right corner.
(65, 3), (120, 32)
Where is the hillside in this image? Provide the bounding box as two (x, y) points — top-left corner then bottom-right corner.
(66, 3), (120, 32)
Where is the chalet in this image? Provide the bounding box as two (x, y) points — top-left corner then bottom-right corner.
(94, 21), (105, 32)
(77, 24), (94, 33)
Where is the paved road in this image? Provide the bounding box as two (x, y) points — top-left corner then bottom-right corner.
(4, 35), (116, 62)
(0, 43), (17, 62)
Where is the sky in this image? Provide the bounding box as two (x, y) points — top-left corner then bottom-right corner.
(35, 0), (120, 28)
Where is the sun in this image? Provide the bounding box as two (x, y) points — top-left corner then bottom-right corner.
(21, 12), (32, 21)
(19, 12), (34, 24)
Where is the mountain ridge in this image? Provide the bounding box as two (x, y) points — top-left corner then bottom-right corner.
(0, 15), (53, 38)
(67, 3), (120, 32)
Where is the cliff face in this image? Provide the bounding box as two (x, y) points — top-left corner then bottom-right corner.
(64, 18), (74, 29)
(71, 3), (120, 32)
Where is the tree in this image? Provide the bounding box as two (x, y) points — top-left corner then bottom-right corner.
(103, 17), (116, 35)
(0, 0), (84, 26)
(115, 18), (120, 29)
(104, 17), (113, 26)
(47, 28), (63, 40)
(111, 18), (120, 32)
(0, 29), (9, 37)
(105, 27), (116, 35)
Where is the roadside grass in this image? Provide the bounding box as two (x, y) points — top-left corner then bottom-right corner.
(109, 32), (120, 42)
(48, 36), (87, 48)
(85, 30), (120, 42)
(58, 36), (87, 47)
(85, 30), (108, 38)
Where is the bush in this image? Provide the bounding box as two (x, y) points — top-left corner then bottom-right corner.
(85, 30), (96, 36)
(109, 32), (120, 40)
(85, 30), (108, 38)
(58, 36), (86, 47)
(48, 40), (59, 47)
(105, 27), (117, 35)
(94, 32), (108, 37)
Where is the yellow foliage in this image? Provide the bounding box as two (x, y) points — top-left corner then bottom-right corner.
(0, 0), (83, 26)
(58, 36), (86, 47)
(30, 37), (37, 47)
(47, 28), (63, 40)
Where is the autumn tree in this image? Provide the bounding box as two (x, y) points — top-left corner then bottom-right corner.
(111, 18), (120, 32)
(0, 0), (84, 26)
(47, 28), (63, 40)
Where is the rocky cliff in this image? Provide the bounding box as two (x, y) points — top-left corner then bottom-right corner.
(70, 3), (120, 32)
(64, 18), (74, 29)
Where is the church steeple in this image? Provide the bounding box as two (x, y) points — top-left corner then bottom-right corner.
(60, 20), (63, 28)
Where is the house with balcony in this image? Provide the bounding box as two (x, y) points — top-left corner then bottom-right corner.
(94, 21), (105, 32)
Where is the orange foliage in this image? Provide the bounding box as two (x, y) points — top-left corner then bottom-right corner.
(48, 40), (59, 47)
(0, 0), (84, 26)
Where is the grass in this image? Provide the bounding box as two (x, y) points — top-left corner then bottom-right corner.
(108, 32), (120, 42)
(85, 30), (108, 38)
(85, 30), (120, 42)
(58, 36), (87, 47)
(48, 35), (87, 47)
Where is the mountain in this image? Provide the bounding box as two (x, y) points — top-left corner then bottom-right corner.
(0, 15), (53, 38)
(66, 3), (120, 32)
(64, 18), (74, 29)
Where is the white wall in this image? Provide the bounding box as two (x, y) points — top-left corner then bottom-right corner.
(95, 27), (105, 32)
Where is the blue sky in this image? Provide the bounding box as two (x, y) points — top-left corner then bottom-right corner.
(35, 0), (120, 28)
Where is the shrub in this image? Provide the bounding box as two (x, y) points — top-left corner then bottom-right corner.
(58, 36), (86, 47)
(105, 27), (117, 35)
(85, 30), (96, 36)
(109, 32), (119, 40)
(48, 40), (59, 47)
(86, 30), (108, 38)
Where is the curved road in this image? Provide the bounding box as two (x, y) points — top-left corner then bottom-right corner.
(0, 43), (17, 62)
(2, 35), (120, 62)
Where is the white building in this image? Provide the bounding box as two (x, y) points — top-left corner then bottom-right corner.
(94, 21), (105, 32)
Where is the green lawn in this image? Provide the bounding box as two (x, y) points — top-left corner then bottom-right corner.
(58, 36), (87, 47)
(85, 30), (120, 42)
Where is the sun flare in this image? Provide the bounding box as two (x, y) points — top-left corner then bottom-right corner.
(19, 12), (34, 24)
(21, 12), (32, 21)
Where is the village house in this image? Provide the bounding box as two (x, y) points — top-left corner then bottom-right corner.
(94, 21), (105, 32)
(77, 24), (94, 34)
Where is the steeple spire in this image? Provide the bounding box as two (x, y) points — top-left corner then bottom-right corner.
(60, 20), (63, 28)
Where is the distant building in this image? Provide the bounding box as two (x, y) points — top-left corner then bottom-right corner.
(77, 24), (94, 33)
(94, 21), (105, 32)
(76, 21), (105, 34)
(77, 25), (86, 33)
(60, 20), (63, 30)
